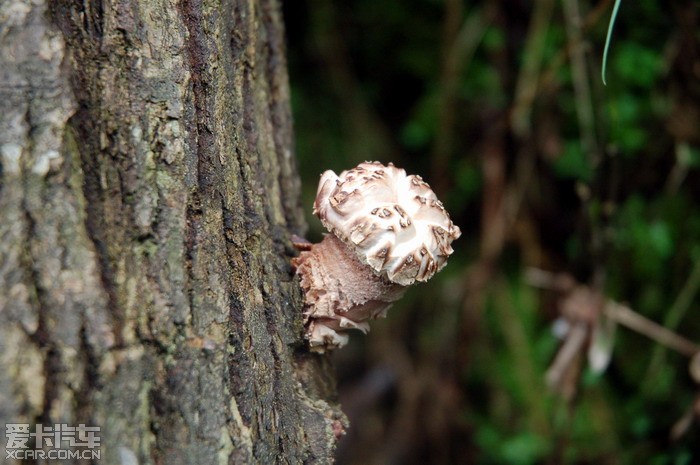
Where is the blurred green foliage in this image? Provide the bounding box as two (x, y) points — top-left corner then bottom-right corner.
(284, 0), (700, 463)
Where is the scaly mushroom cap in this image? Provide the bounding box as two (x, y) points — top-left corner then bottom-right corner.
(313, 161), (461, 286)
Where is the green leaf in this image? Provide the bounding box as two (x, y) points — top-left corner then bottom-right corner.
(602, 0), (623, 85)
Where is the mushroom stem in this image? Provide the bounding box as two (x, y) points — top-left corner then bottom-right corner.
(293, 161), (460, 352)
(293, 234), (406, 352)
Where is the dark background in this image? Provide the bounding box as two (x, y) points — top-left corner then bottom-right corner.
(283, 0), (700, 463)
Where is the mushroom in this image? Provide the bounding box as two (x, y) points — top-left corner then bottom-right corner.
(292, 161), (461, 352)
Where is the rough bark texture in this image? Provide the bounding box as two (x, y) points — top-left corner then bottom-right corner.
(0, 0), (345, 463)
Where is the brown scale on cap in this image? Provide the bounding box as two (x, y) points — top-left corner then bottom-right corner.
(292, 161), (461, 352)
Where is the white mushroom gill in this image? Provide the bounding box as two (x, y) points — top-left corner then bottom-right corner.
(293, 161), (461, 352)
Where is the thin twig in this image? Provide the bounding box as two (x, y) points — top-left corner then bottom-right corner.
(431, 5), (494, 190)
(562, 0), (599, 161)
(546, 322), (588, 392)
(524, 267), (575, 292)
(659, 258), (700, 341)
(525, 268), (700, 357)
(604, 302), (699, 357)
(664, 142), (692, 195)
(530, 0), (614, 105)
(644, 258), (700, 379)
(511, 0), (556, 138)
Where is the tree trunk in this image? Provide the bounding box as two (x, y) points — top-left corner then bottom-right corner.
(0, 0), (344, 463)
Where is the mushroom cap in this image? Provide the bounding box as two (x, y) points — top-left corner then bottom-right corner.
(313, 161), (461, 286)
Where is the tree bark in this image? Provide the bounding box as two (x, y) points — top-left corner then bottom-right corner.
(0, 0), (344, 463)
